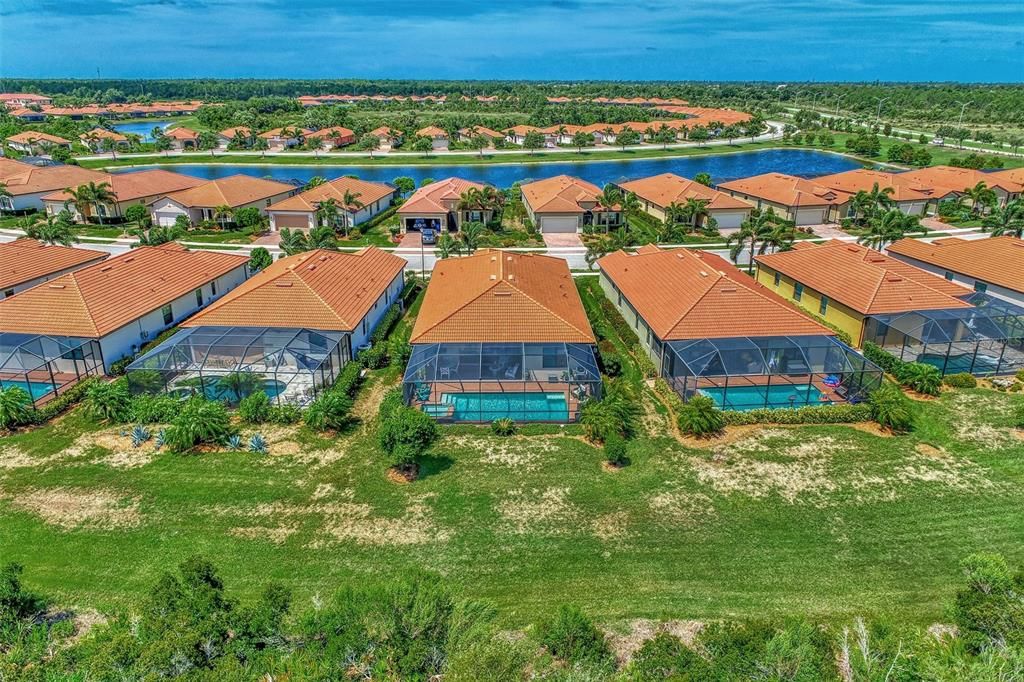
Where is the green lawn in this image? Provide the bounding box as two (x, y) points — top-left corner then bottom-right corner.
(2, 280), (1023, 629)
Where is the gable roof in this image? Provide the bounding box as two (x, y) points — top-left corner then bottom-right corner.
(755, 240), (972, 315)
(898, 165), (1023, 195)
(617, 173), (752, 211)
(717, 173), (850, 207)
(41, 169), (205, 204)
(157, 175), (294, 208)
(415, 126), (448, 138)
(267, 176), (395, 213)
(397, 177), (486, 215)
(521, 175), (606, 214)
(258, 127), (313, 139)
(5, 131), (71, 145)
(306, 126), (356, 140)
(0, 239), (108, 291)
(813, 169), (937, 202)
(182, 247), (405, 332)
(986, 168), (1024, 187)
(599, 245), (831, 341)
(218, 126), (253, 139)
(0, 158), (106, 196)
(411, 250), (595, 344)
(0, 244), (249, 338)
(80, 128), (127, 142)
(369, 126), (402, 138)
(164, 127), (200, 140)
(886, 236), (1024, 295)
(458, 126), (504, 139)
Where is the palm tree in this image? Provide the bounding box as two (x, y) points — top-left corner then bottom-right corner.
(216, 371), (266, 403)
(303, 176), (327, 191)
(315, 198), (341, 232)
(25, 215), (78, 246)
(727, 207), (789, 271)
(340, 190), (364, 235)
(64, 182), (112, 225)
(858, 209), (924, 250)
(850, 183), (895, 226)
(0, 182), (11, 216)
(278, 228), (309, 256)
(961, 181), (998, 216)
(597, 185), (622, 233)
(436, 233), (461, 259)
(212, 204), (234, 228)
(460, 222), (485, 254)
(982, 199), (1024, 238)
(681, 197), (711, 230)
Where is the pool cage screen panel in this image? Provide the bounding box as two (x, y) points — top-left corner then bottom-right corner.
(0, 332), (103, 407)
(864, 292), (1024, 377)
(126, 325), (351, 406)
(402, 342), (602, 422)
(662, 334), (884, 411)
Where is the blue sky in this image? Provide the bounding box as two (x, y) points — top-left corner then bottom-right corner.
(1, 0), (1022, 81)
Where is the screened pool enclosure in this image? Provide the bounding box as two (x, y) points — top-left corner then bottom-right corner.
(864, 292), (1024, 377)
(662, 334), (884, 411)
(126, 326), (352, 406)
(0, 332), (103, 407)
(403, 342), (601, 422)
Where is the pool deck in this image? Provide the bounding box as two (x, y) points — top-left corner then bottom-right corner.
(415, 380), (585, 422)
(687, 374), (847, 409)
(0, 371), (89, 407)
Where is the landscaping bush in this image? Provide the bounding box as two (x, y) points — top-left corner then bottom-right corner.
(267, 404), (303, 425)
(378, 407), (439, 471)
(869, 383), (914, 432)
(304, 391), (354, 431)
(535, 605), (613, 667)
(677, 394), (725, 437)
(632, 344), (657, 379)
(598, 350), (622, 377)
(129, 394), (179, 424)
(898, 362), (942, 396)
(164, 397), (234, 453)
(722, 403), (873, 425)
(604, 433), (627, 466)
(84, 380), (133, 424)
(28, 377), (99, 425)
(238, 391), (271, 424)
(378, 387), (405, 421)
(863, 341), (904, 376)
(0, 386), (32, 431)
(1015, 401), (1024, 430)
(580, 381), (640, 443)
(944, 372), (978, 389)
(628, 632), (703, 681)
(950, 553), (1024, 652)
(490, 417), (517, 436)
(358, 343), (389, 369)
(332, 361), (364, 398)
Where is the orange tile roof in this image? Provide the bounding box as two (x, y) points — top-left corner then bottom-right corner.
(369, 126), (402, 138)
(42, 169), (205, 204)
(986, 168), (1024, 187)
(0, 158), (106, 196)
(617, 173), (752, 211)
(218, 126), (253, 138)
(458, 126), (505, 139)
(599, 245), (830, 341)
(886, 236), (1024, 295)
(398, 177), (486, 215)
(717, 173), (850, 208)
(159, 175), (294, 208)
(506, 125), (539, 136)
(182, 247), (404, 332)
(0, 239), (108, 290)
(898, 165), (1023, 195)
(258, 127), (313, 139)
(521, 175), (605, 214)
(5, 131), (71, 145)
(411, 250), (595, 344)
(755, 240), (972, 315)
(80, 128), (127, 142)
(0, 244), (249, 338)
(306, 126), (355, 140)
(164, 127), (200, 140)
(415, 126), (448, 138)
(813, 169), (936, 202)
(267, 176), (395, 213)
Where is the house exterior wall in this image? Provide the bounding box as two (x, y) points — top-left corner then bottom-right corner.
(349, 270), (406, 350)
(755, 264), (866, 344)
(6, 191), (51, 212)
(152, 192), (292, 227)
(598, 270), (665, 371)
(885, 253), (1023, 307)
(96, 264), (249, 371)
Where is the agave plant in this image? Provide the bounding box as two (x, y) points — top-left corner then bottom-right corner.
(154, 429), (166, 450)
(248, 433), (268, 455)
(130, 425), (151, 448)
(226, 434), (243, 451)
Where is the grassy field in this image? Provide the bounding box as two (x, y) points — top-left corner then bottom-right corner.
(1, 278), (1023, 630)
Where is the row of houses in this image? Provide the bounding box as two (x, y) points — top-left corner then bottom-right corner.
(5, 231), (1020, 421)
(296, 94), (690, 107)
(4, 97), (204, 122)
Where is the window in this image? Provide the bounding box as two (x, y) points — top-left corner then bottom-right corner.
(211, 280), (217, 296)
(3, 288), (13, 298)
(362, 318), (367, 335)
(819, 296), (829, 315)
(944, 271), (955, 281)
(195, 288), (203, 306)
(793, 282), (804, 302)
(773, 271), (781, 287)
(974, 281), (988, 293)
(161, 304), (173, 325)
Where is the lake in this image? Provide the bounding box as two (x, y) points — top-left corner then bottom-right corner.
(111, 121), (173, 141)
(115, 149), (867, 188)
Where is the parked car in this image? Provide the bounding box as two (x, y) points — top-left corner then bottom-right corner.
(422, 227), (437, 245)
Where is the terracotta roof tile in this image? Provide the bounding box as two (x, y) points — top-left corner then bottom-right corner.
(411, 250), (594, 344)
(164, 127), (200, 140)
(182, 247), (405, 331)
(80, 128), (127, 142)
(218, 126), (252, 138)
(0, 239), (108, 290)
(899, 165), (1023, 195)
(416, 126), (448, 138)
(398, 177), (486, 215)
(267, 176), (395, 213)
(718, 173), (850, 208)
(4, 131), (71, 145)
(618, 173), (752, 211)
(0, 158), (107, 196)
(158, 175), (294, 208)
(813, 169), (936, 202)
(42, 169), (204, 203)
(521, 175), (604, 214)
(887, 236), (1024, 295)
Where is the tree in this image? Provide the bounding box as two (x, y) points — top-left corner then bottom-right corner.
(858, 208), (924, 250)
(572, 130), (594, 152)
(850, 182), (896, 226)
(654, 126), (676, 150)
(412, 137), (434, 157)
(961, 181), (998, 216)
(694, 172), (712, 187)
(25, 215), (78, 246)
(339, 189), (364, 235)
(279, 226), (338, 255)
(303, 175), (327, 191)
(65, 181), (116, 225)
(522, 130), (546, 154)
(617, 128), (641, 150)
(212, 204), (234, 228)
(982, 199), (1024, 237)
(468, 134), (490, 157)
(315, 197), (341, 231)
(460, 221), (485, 253)
(392, 176), (416, 195)
(216, 371), (266, 403)
(727, 207), (791, 271)
(249, 246), (273, 271)
(124, 204), (149, 226)
(689, 126), (710, 146)
(435, 233), (461, 259)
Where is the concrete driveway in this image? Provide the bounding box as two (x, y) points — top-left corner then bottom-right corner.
(542, 232), (584, 248)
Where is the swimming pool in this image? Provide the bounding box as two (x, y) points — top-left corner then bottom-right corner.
(168, 379), (288, 403)
(698, 384), (830, 411)
(440, 392), (569, 422)
(917, 352), (1000, 376)
(0, 379), (56, 401)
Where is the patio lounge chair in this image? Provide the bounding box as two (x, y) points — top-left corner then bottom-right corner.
(504, 364), (520, 380)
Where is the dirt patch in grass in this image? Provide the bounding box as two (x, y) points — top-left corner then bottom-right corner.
(351, 376), (397, 424)
(228, 524), (299, 544)
(915, 443), (947, 458)
(679, 424), (770, 449)
(447, 435), (565, 472)
(648, 489), (717, 526)
(498, 487), (578, 535)
(0, 445), (44, 470)
(606, 619), (705, 665)
(592, 510), (630, 541)
(5, 487), (141, 530)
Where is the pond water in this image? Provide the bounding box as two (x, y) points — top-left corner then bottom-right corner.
(110, 120), (173, 141)
(115, 148), (867, 188)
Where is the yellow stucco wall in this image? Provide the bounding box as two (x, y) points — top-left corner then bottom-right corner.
(755, 264), (867, 345)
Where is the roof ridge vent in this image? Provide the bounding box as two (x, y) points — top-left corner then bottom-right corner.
(699, 270), (708, 277)
(100, 265), (113, 272)
(489, 274), (497, 280)
(48, 284), (66, 289)
(275, 281), (293, 287)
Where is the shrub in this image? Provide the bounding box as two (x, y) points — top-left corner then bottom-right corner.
(897, 362), (942, 396)
(863, 341), (904, 376)
(944, 372), (978, 389)
(333, 361), (364, 398)
(628, 632), (703, 681)
(130, 394), (179, 424)
(358, 343), (389, 369)
(633, 344), (657, 379)
(678, 394), (725, 437)
(580, 382), (639, 443)
(0, 386), (32, 431)
(869, 383), (914, 432)
(378, 407), (439, 470)
(604, 433), (627, 466)
(951, 553), (1024, 652)
(84, 380), (133, 424)
(598, 350), (621, 377)
(304, 392), (354, 431)
(379, 387), (405, 421)
(238, 391), (271, 424)
(490, 417), (517, 436)
(248, 247), (273, 272)
(1016, 369), (1024, 384)
(267, 404), (303, 425)
(28, 377), (99, 425)
(722, 403), (873, 425)
(1015, 401), (1024, 429)
(536, 605), (613, 667)
(164, 397), (234, 453)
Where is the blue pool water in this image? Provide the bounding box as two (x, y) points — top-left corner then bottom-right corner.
(0, 379), (56, 401)
(441, 392), (569, 422)
(168, 379), (287, 403)
(699, 384), (830, 411)
(917, 352), (1001, 376)
(111, 121), (173, 141)
(114, 149), (866, 188)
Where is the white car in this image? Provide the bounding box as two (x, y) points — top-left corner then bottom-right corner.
(931, 137), (945, 146)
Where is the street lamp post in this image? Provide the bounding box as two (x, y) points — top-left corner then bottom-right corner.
(834, 94), (846, 118)
(954, 100), (972, 148)
(874, 97), (890, 123)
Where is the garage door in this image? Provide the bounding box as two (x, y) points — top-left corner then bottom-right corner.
(712, 210), (747, 229)
(541, 215), (578, 233)
(793, 208), (826, 226)
(154, 210), (181, 227)
(271, 212), (310, 229)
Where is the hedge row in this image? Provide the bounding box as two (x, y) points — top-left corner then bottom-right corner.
(28, 376), (102, 424)
(863, 341), (904, 376)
